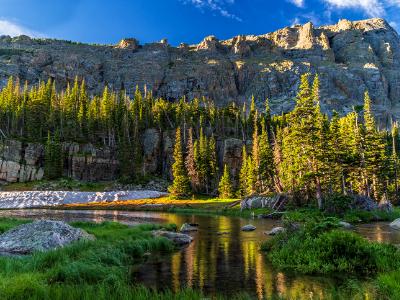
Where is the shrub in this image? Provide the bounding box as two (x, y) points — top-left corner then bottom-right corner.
(323, 193), (353, 214)
(262, 219), (400, 276)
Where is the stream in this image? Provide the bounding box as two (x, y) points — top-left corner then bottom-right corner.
(0, 209), (398, 299)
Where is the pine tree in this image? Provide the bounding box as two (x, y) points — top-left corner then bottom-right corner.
(169, 127), (191, 198)
(44, 131), (63, 180)
(239, 146), (248, 197)
(259, 118), (274, 192)
(246, 156), (256, 195)
(185, 127), (199, 192)
(208, 135), (218, 194)
(363, 91), (387, 200)
(280, 73), (325, 207)
(218, 164), (233, 199)
(252, 112), (261, 192)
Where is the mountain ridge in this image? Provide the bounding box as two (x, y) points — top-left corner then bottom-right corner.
(0, 17), (399, 124)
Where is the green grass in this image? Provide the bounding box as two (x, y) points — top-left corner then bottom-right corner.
(0, 219), (183, 300)
(260, 217), (400, 299)
(261, 218), (400, 276)
(282, 207), (400, 224)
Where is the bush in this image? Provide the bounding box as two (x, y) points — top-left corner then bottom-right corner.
(323, 193), (353, 214)
(262, 218), (400, 276)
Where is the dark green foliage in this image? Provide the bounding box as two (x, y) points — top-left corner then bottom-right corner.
(218, 164), (233, 199)
(323, 193), (353, 214)
(44, 131), (63, 180)
(262, 219), (400, 276)
(169, 128), (191, 198)
(0, 74), (398, 200)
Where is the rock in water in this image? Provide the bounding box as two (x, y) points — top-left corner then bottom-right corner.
(265, 227), (286, 236)
(0, 220), (94, 255)
(180, 223), (198, 233)
(390, 219), (400, 230)
(241, 224), (256, 231)
(152, 230), (193, 246)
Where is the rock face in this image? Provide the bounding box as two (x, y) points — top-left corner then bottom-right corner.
(0, 139), (118, 183)
(0, 18), (398, 123)
(0, 220), (94, 255)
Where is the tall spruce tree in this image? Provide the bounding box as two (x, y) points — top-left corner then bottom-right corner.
(169, 127), (191, 198)
(218, 164), (233, 199)
(44, 131), (63, 180)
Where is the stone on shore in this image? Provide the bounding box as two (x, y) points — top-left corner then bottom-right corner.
(390, 218), (400, 230)
(0, 220), (94, 255)
(265, 226), (286, 236)
(338, 221), (353, 229)
(152, 230), (193, 246)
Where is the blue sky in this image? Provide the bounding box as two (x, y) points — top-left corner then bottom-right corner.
(0, 0), (399, 45)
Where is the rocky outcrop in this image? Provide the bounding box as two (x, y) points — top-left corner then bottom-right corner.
(0, 139), (119, 183)
(0, 220), (94, 255)
(0, 140), (44, 182)
(222, 138), (243, 182)
(143, 128), (161, 174)
(115, 38), (140, 50)
(0, 18), (398, 123)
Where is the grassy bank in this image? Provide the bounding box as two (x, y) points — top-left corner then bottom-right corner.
(0, 218), (186, 300)
(283, 207), (400, 224)
(261, 218), (400, 299)
(62, 197), (400, 224)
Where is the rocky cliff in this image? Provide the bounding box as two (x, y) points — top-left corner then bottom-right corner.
(0, 18), (399, 124)
(0, 131), (244, 184)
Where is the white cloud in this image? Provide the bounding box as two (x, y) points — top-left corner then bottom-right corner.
(288, 0), (305, 7)
(181, 0), (242, 21)
(0, 19), (41, 37)
(322, 0), (386, 17)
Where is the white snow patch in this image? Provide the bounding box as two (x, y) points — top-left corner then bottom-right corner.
(0, 190), (167, 209)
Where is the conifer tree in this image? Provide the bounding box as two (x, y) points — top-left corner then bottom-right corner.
(218, 164), (233, 199)
(208, 136), (218, 194)
(252, 112), (261, 192)
(239, 146), (248, 197)
(185, 127), (199, 192)
(259, 118), (274, 192)
(363, 91), (387, 200)
(44, 131), (63, 180)
(169, 127), (191, 198)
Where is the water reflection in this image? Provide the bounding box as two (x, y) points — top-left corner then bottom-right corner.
(132, 214), (336, 299)
(0, 209), (398, 299)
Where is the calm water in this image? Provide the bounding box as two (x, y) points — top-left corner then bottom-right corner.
(0, 209), (399, 299)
